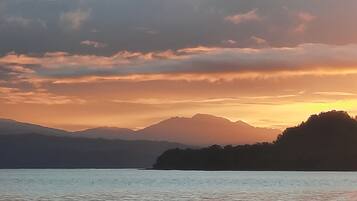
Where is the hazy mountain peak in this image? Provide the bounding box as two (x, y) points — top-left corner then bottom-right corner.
(137, 114), (280, 145)
(192, 114), (255, 128)
(192, 113), (232, 123)
(193, 113), (220, 118)
(235, 120), (253, 127)
(192, 113), (218, 119)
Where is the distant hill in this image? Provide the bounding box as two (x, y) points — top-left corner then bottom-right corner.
(0, 114), (280, 145)
(0, 134), (190, 169)
(0, 119), (69, 136)
(73, 127), (135, 140)
(135, 114), (280, 145)
(154, 111), (357, 171)
(0, 119), (190, 168)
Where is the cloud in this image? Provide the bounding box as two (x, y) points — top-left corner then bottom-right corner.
(134, 27), (159, 35)
(250, 36), (267, 45)
(1, 0), (357, 56)
(222, 40), (237, 45)
(298, 12), (316, 22)
(225, 9), (261, 25)
(314, 92), (357, 96)
(5, 16), (31, 27)
(0, 87), (85, 105)
(2, 16), (47, 29)
(294, 11), (316, 33)
(80, 40), (107, 48)
(112, 94), (299, 106)
(2, 43), (357, 84)
(59, 9), (91, 31)
(112, 97), (243, 105)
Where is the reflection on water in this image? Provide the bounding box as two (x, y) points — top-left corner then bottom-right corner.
(0, 169), (357, 201)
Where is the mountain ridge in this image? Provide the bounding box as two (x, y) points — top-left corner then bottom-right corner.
(135, 114), (280, 145)
(0, 118), (69, 136)
(0, 114), (281, 145)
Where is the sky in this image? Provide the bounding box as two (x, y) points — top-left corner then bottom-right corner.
(1, 0), (357, 131)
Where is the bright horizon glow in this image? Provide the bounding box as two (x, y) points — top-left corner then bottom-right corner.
(1, 100), (357, 132)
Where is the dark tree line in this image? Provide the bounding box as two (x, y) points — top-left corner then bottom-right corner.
(154, 111), (357, 171)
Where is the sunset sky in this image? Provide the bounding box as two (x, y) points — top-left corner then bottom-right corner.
(1, 0), (357, 131)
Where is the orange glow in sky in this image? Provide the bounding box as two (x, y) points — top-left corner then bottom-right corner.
(1, 47), (357, 131)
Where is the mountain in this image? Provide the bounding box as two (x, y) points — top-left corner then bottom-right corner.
(73, 127), (135, 140)
(0, 118), (69, 136)
(153, 111), (357, 171)
(0, 114), (280, 145)
(135, 114), (280, 145)
(0, 134), (190, 168)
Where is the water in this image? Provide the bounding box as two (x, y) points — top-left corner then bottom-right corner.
(1, 170), (357, 201)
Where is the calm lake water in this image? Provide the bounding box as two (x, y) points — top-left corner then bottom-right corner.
(1, 169), (357, 201)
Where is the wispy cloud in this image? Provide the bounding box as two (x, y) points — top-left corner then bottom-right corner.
(0, 87), (85, 105)
(3, 16), (46, 28)
(2, 43), (357, 84)
(314, 92), (357, 96)
(59, 9), (91, 31)
(222, 40), (237, 45)
(225, 9), (261, 25)
(80, 40), (107, 48)
(250, 36), (268, 45)
(294, 11), (316, 33)
(134, 27), (159, 35)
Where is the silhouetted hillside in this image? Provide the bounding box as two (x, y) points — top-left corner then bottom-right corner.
(0, 134), (190, 169)
(154, 111), (357, 171)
